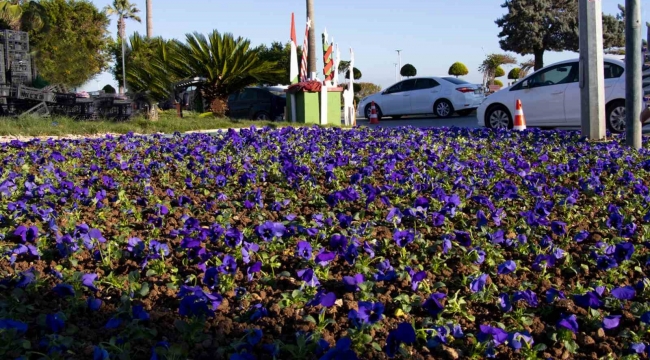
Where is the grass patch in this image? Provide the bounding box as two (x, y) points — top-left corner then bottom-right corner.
(0, 110), (345, 137)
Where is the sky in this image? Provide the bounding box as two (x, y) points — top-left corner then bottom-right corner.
(80, 0), (650, 92)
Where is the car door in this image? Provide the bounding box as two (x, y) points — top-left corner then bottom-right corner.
(229, 88), (257, 119)
(510, 62), (576, 125)
(563, 61), (624, 126)
(380, 79), (415, 115)
(409, 78), (440, 114)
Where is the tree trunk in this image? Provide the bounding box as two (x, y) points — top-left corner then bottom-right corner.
(146, 0), (153, 38)
(534, 49), (544, 71)
(306, 0), (316, 77)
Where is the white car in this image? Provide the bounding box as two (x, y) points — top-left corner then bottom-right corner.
(477, 57), (630, 133)
(357, 77), (485, 120)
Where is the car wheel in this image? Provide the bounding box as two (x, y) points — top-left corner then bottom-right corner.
(364, 103), (383, 120)
(457, 109), (473, 117)
(606, 100), (626, 134)
(434, 99), (454, 118)
(486, 105), (513, 130)
(254, 111), (271, 121)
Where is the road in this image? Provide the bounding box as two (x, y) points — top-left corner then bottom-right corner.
(353, 112), (650, 133)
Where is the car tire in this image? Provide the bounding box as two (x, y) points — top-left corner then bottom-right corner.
(485, 104), (513, 130)
(254, 111), (271, 121)
(434, 99), (454, 118)
(456, 109), (473, 117)
(364, 103), (383, 120)
(606, 100), (626, 134)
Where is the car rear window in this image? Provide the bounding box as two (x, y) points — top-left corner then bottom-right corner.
(442, 77), (471, 85)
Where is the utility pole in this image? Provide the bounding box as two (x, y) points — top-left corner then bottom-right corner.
(626, 0), (642, 149)
(394, 63), (398, 83)
(396, 50), (402, 80)
(306, 0), (316, 79)
(578, 0), (606, 140)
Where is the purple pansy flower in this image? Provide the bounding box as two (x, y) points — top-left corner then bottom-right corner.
(497, 260), (516, 275)
(557, 314), (579, 333)
(603, 315), (621, 330)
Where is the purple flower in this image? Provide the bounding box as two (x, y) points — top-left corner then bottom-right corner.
(508, 332), (534, 350)
(46, 313), (65, 333)
(246, 261), (262, 281)
(513, 290), (538, 307)
(343, 274), (364, 292)
(409, 270), (427, 291)
(0, 319), (27, 334)
(602, 315), (621, 330)
(574, 231), (589, 243)
(224, 228), (243, 248)
(614, 242), (635, 262)
(357, 301), (384, 324)
(384, 322), (416, 358)
(422, 293), (446, 316)
(557, 314), (579, 333)
(470, 274), (488, 293)
(550, 221), (567, 236)
(454, 231), (472, 247)
(52, 283), (75, 297)
(546, 288), (566, 303)
(297, 268), (319, 287)
(203, 267), (220, 289)
(497, 260), (516, 275)
(87, 297), (102, 311)
(218, 255), (237, 275)
(296, 241), (312, 260)
(93, 346), (109, 360)
(499, 293), (512, 312)
(611, 286), (636, 300)
(315, 249), (336, 266)
(320, 337), (358, 360)
(431, 212), (445, 227)
(393, 230), (414, 247)
(630, 343), (647, 354)
(573, 291), (603, 309)
(81, 273), (98, 292)
(306, 290), (337, 307)
(477, 325), (508, 346)
(329, 234), (348, 254)
(256, 221), (286, 241)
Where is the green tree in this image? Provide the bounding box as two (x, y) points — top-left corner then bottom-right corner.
(494, 66), (505, 78)
(508, 67), (521, 80)
(448, 62), (469, 77)
(257, 41), (301, 86)
(172, 30), (281, 116)
(519, 59), (535, 78)
(479, 53), (516, 85)
(496, 0), (626, 71)
(493, 79), (504, 87)
(355, 82), (381, 99)
(103, 84), (116, 93)
(0, 1), (48, 33)
(27, 0), (111, 87)
(345, 67), (361, 80)
(104, 0), (141, 93)
(400, 64), (416, 77)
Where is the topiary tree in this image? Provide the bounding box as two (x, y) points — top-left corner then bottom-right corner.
(103, 84), (116, 93)
(508, 67), (521, 80)
(448, 62), (469, 77)
(494, 66), (505, 78)
(345, 67), (362, 80)
(493, 79), (504, 87)
(400, 64), (416, 77)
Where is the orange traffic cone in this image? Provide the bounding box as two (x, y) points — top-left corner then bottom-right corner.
(369, 101), (379, 124)
(513, 99), (526, 131)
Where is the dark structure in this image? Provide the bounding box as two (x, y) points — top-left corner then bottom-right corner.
(0, 30), (133, 120)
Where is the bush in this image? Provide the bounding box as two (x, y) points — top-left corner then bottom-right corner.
(508, 67), (521, 80)
(102, 85), (116, 94)
(345, 67), (362, 80)
(400, 64), (417, 77)
(493, 79), (504, 87)
(494, 66), (505, 78)
(448, 62), (469, 77)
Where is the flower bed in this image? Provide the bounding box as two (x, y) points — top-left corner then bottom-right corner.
(1, 127), (650, 359)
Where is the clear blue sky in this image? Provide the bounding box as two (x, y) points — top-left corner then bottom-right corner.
(80, 0), (650, 91)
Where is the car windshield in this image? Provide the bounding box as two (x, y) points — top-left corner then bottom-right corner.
(269, 91), (286, 97)
(442, 77), (471, 85)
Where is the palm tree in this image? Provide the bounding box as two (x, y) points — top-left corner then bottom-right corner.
(172, 30), (281, 116)
(104, 0), (141, 94)
(519, 59), (535, 78)
(146, 0), (152, 38)
(0, 1), (48, 32)
(479, 53), (516, 86)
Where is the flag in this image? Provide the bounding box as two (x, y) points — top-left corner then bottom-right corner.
(290, 13), (299, 84)
(300, 18), (310, 82)
(322, 29), (333, 81)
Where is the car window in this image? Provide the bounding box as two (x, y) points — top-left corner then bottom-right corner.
(385, 82), (403, 94)
(238, 89), (257, 101)
(442, 77), (470, 85)
(523, 63), (576, 88)
(401, 79), (417, 92)
(413, 78), (439, 90)
(604, 62), (624, 79)
(255, 89), (272, 101)
(228, 92), (239, 102)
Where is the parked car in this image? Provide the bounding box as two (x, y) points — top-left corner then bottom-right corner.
(226, 86), (287, 121)
(356, 77), (485, 120)
(477, 57), (636, 133)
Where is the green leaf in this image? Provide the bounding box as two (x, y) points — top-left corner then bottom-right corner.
(304, 315), (317, 324)
(371, 342), (382, 352)
(361, 334), (373, 344)
(139, 282), (150, 297)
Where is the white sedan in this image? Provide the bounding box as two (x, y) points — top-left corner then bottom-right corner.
(357, 77), (485, 120)
(477, 57), (630, 133)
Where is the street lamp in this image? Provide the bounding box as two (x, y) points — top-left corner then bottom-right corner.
(394, 63), (398, 83)
(396, 50), (402, 80)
